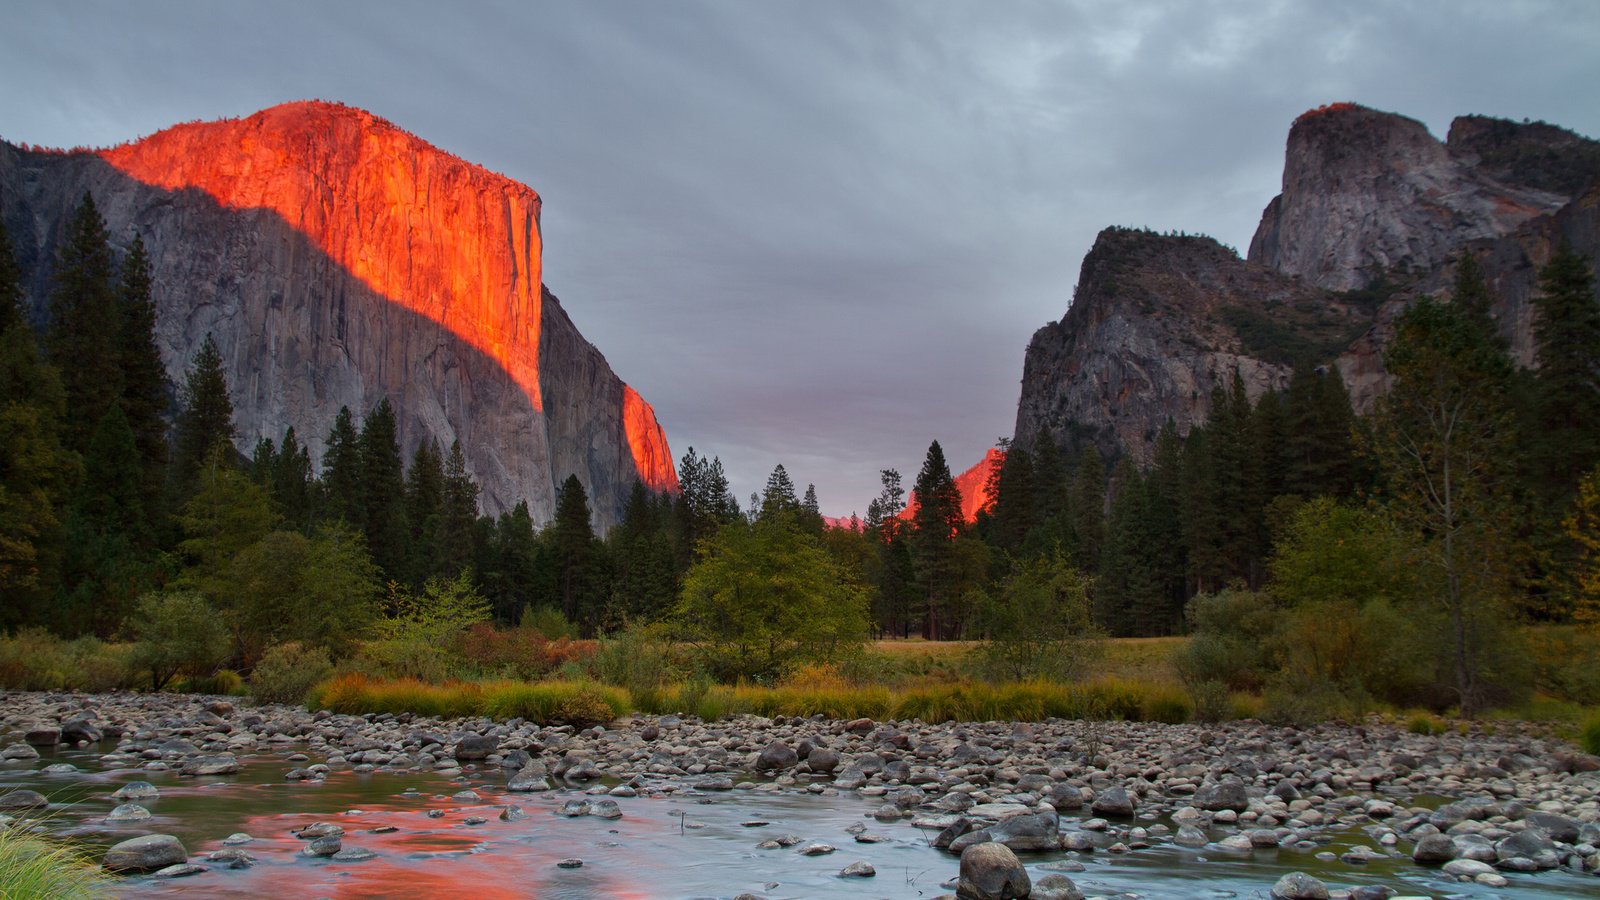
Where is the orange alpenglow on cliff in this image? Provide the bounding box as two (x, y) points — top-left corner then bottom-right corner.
(96, 100), (676, 494)
(893, 447), (1005, 525)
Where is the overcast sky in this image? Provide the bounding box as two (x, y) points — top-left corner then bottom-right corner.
(3, 1), (1597, 516)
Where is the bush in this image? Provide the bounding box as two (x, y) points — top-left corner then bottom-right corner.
(355, 637), (465, 683)
(454, 623), (595, 681)
(0, 630), (140, 693)
(127, 590), (231, 690)
(1581, 714), (1600, 756)
(1407, 712), (1446, 736)
(1188, 679), (1231, 724)
(520, 604), (577, 640)
(588, 622), (679, 692)
(179, 670), (245, 695)
(0, 828), (108, 900)
(251, 641), (333, 705)
(1531, 627), (1600, 705)
(1175, 590), (1282, 691)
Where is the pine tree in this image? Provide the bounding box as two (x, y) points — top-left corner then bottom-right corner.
(59, 405), (150, 634)
(321, 406), (363, 524)
(116, 233), (169, 508)
(608, 481), (678, 623)
(47, 193), (122, 453)
(987, 441), (1036, 558)
(402, 439), (444, 586)
(171, 334), (235, 488)
(357, 398), (406, 580)
(1068, 447), (1106, 572)
(909, 440), (964, 639)
(271, 427), (315, 532)
(439, 440), (480, 577)
(1452, 251), (1499, 342)
(760, 464), (799, 520)
(0, 219), (76, 624)
(1529, 243), (1600, 502)
(249, 437), (277, 486)
(550, 474), (605, 631)
(1367, 296), (1522, 716)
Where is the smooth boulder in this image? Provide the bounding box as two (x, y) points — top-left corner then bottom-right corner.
(956, 842), (1031, 900)
(104, 834), (187, 873)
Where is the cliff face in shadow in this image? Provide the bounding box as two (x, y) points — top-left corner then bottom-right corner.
(0, 102), (675, 528)
(1017, 105), (1600, 462)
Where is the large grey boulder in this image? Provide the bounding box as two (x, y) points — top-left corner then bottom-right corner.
(104, 834), (188, 873)
(755, 740), (799, 771)
(956, 842), (1031, 900)
(179, 755), (239, 776)
(1194, 779), (1249, 812)
(1030, 873), (1086, 900)
(455, 735), (497, 761)
(1411, 833), (1458, 864)
(1090, 785), (1135, 817)
(0, 790), (49, 810)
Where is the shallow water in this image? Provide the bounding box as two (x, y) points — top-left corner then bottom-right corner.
(4, 741), (1599, 899)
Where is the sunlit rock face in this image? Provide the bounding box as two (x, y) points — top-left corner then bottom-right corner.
(0, 101), (674, 527)
(1017, 104), (1600, 462)
(898, 446), (1005, 524)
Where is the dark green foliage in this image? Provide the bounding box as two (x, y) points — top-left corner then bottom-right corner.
(357, 398), (406, 580)
(550, 474), (607, 633)
(864, 468), (916, 638)
(1528, 244), (1600, 504)
(479, 501), (539, 623)
(320, 406), (363, 524)
(0, 219), (75, 622)
(1097, 459), (1180, 636)
(1282, 360), (1357, 499)
(58, 405), (153, 635)
(439, 440), (480, 577)
(759, 463), (799, 521)
(115, 234), (169, 508)
(170, 334), (235, 489)
(47, 194), (122, 454)
(673, 447), (738, 568)
(607, 481), (679, 625)
(1067, 447), (1105, 571)
(270, 427), (315, 532)
(1219, 303), (1367, 367)
(975, 549), (1100, 680)
(910, 440), (965, 639)
(402, 439), (444, 585)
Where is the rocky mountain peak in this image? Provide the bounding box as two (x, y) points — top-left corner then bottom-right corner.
(1249, 103), (1567, 291)
(2, 102), (674, 528)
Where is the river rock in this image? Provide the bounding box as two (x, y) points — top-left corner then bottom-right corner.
(500, 805), (527, 822)
(1412, 833), (1457, 863)
(589, 799), (622, 819)
(106, 803), (152, 823)
(60, 719), (102, 744)
(1194, 779), (1249, 812)
(0, 789), (49, 810)
(1270, 871), (1329, 900)
(23, 727), (60, 747)
(985, 813), (1060, 852)
(807, 747), (841, 774)
(957, 842), (1030, 900)
(303, 835), (342, 857)
(112, 781), (159, 801)
(179, 755), (239, 776)
(1523, 812), (1579, 843)
(1030, 873), (1086, 900)
(1443, 858), (1496, 878)
(1090, 786), (1135, 817)
(1496, 828), (1556, 865)
(755, 740), (799, 771)
(0, 743), (39, 760)
(1047, 784), (1084, 810)
(153, 863), (206, 878)
(839, 860), (875, 877)
(333, 847), (376, 861)
(1175, 824), (1209, 847)
(798, 842), (836, 856)
(455, 735), (497, 761)
(104, 834), (188, 873)
(507, 765), (551, 792)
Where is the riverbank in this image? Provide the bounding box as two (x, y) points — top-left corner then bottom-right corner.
(2, 690), (1598, 898)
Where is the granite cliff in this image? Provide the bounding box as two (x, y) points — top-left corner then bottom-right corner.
(1017, 104), (1600, 461)
(0, 101), (675, 528)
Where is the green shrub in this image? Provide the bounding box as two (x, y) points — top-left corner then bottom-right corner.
(1581, 714), (1600, 756)
(1188, 680), (1231, 723)
(251, 642), (334, 705)
(127, 590), (231, 690)
(1406, 712), (1446, 735)
(589, 623), (679, 692)
(180, 669), (245, 696)
(67, 637), (139, 693)
(0, 628), (70, 691)
(0, 827), (108, 899)
(1175, 590), (1282, 691)
(521, 604), (576, 640)
(355, 637), (465, 683)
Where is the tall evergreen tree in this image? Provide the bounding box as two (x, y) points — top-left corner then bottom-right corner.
(115, 232), (169, 507)
(909, 440), (964, 639)
(550, 474), (605, 631)
(321, 406), (363, 524)
(608, 481), (678, 623)
(59, 405), (150, 634)
(760, 463), (799, 520)
(402, 439), (444, 586)
(1529, 244), (1600, 502)
(271, 427), (315, 532)
(357, 398), (406, 580)
(1067, 447), (1106, 572)
(171, 334), (235, 488)
(987, 441), (1037, 558)
(47, 193), (122, 453)
(0, 219), (76, 624)
(439, 439), (480, 576)
(1367, 296), (1522, 716)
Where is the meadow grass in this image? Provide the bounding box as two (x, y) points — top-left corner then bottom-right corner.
(0, 826), (108, 899)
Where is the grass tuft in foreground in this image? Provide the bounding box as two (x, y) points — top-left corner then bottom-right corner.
(0, 826), (108, 899)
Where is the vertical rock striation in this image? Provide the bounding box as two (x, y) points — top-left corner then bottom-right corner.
(0, 101), (674, 528)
